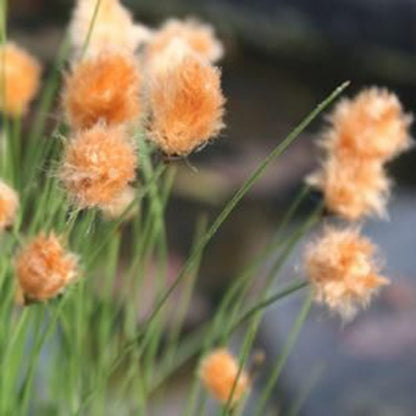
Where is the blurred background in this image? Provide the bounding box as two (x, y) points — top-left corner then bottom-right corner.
(8, 1), (416, 414)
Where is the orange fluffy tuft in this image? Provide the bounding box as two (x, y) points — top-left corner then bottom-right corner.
(308, 87), (413, 221)
(0, 42), (41, 117)
(63, 51), (142, 130)
(304, 226), (389, 320)
(60, 123), (137, 209)
(148, 52), (225, 156)
(15, 232), (78, 303)
(69, 0), (152, 58)
(147, 18), (223, 65)
(307, 156), (390, 221)
(0, 179), (19, 230)
(323, 87), (412, 162)
(199, 348), (250, 405)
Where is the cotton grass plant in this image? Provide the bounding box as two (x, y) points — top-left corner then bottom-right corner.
(0, 0), (412, 414)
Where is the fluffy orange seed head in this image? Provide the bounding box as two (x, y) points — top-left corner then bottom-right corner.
(147, 18), (223, 65)
(305, 226), (389, 320)
(0, 42), (41, 117)
(0, 180), (19, 230)
(63, 51), (142, 130)
(308, 156), (391, 221)
(148, 52), (225, 156)
(69, 0), (152, 58)
(15, 232), (78, 303)
(60, 124), (137, 209)
(323, 87), (412, 161)
(199, 348), (250, 405)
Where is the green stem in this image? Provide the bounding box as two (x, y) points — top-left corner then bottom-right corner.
(81, 0), (103, 58)
(254, 290), (314, 415)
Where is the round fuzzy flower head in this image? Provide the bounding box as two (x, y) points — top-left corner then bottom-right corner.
(63, 51), (142, 130)
(148, 51), (225, 157)
(69, 0), (152, 58)
(147, 18), (223, 65)
(307, 156), (391, 221)
(304, 226), (389, 320)
(199, 348), (250, 405)
(323, 87), (412, 162)
(0, 42), (41, 117)
(60, 124), (137, 209)
(0, 180), (19, 230)
(15, 233), (78, 303)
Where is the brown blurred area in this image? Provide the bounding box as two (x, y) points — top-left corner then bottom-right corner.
(10, 0), (41, 15)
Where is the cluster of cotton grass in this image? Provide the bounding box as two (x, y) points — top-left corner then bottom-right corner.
(6, 0), (225, 301)
(305, 88), (412, 320)
(61, 2), (224, 214)
(0, 0), (413, 413)
(0, 0), (245, 409)
(0, 43), (75, 306)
